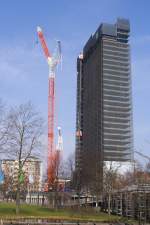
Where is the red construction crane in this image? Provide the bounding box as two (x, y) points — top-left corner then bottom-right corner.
(37, 26), (61, 189)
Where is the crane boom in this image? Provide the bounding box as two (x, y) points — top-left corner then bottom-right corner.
(37, 26), (51, 59)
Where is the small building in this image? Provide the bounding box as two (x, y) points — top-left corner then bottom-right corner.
(1, 156), (42, 193)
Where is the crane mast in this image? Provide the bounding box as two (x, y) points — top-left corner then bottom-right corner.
(37, 26), (61, 188)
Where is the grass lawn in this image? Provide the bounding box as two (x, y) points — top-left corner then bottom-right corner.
(0, 202), (121, 222)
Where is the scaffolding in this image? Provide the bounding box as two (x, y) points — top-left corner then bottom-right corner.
(102, 184), (150, 223)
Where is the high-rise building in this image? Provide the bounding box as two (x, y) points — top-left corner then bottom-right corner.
(75, 18), (133, 191)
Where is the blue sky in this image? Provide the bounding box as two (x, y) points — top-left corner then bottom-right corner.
(0, 0), (150, 161)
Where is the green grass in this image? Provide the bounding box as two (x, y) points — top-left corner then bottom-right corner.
(0, 202), (121, 222)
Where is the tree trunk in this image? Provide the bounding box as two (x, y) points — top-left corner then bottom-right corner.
(16, 184), (20, 214)
(108, 193), (111, 215)
(55, 190), (59, 210)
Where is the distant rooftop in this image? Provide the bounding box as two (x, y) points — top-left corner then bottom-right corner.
(2, 156), (41, 162)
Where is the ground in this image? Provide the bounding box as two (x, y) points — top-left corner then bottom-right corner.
(0, 202), (121, 222)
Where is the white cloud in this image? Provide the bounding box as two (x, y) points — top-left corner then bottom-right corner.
(0, 44), (42, 82)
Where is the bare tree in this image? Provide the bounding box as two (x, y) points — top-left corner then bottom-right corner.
(103, 162), (121, 215)
(63, 152), (75, 178)
(7, 102), (44, 214)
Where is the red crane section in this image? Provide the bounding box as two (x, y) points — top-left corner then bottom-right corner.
(37, 26), (61, 189)
(37, 27), (51, 59)
(48, 76), (55, 186)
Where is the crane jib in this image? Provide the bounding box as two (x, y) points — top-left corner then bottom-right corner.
(37, 31), (51, 59)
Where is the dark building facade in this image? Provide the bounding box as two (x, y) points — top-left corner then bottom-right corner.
(75, 18), (133, 191)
